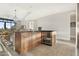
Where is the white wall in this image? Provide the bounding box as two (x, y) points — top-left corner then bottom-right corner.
(37, 11), (76, 40)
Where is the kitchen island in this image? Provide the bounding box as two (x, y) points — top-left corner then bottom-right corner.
(15, 30), (56, 55)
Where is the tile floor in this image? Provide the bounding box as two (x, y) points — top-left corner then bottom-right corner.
(0, 39), (76, 56)
(25, 42), (76, 56)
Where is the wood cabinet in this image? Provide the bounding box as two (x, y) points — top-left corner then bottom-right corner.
(41, 31), (56, 47)
(32, 32), (42, 48)
(41, 32), (52, 45)
(15, 31), (56, 55)
(15, 32), (21, 54)
(15, 31), (42, 55)
(51, 32), (56, 47)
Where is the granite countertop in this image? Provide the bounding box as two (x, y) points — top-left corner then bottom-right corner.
(15, 30), (55, 32)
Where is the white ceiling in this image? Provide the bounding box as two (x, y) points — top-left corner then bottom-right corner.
(0, 3), (76, 20)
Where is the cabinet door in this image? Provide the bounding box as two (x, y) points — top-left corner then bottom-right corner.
(21, 38), (30, 54)
(32, 32), (41, 48)
(21, 32), (32, 54)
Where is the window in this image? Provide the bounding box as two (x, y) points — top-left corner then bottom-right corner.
(0, 18), (15, 30)
(6, 22), (15, 29)
(0, 22), (4, 29)
(6, 22), (11, 29)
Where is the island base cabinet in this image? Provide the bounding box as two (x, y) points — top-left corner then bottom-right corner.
(15, 31), (56, 55)
(15, 32), (42, 55)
